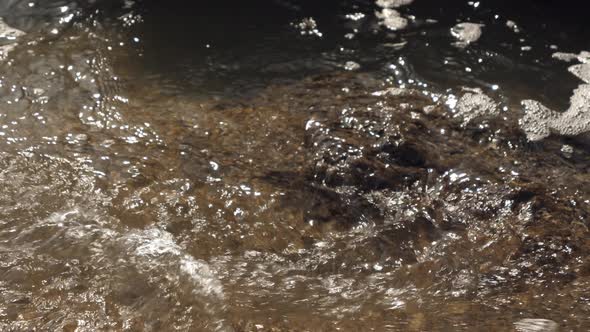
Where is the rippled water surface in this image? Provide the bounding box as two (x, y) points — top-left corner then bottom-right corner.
(1, 0), (590, 331)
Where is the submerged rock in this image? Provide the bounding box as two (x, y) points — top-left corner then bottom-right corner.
(451, 22), (484, 45)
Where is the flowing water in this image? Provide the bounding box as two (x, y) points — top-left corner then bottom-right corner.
(0, 0), (590, 331)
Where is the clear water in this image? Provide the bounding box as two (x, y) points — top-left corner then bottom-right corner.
(0, 0), (589, 331)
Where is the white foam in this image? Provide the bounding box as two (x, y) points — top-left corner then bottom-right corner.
(522, 51), (590, 140)
(455, 92), (499, 125)
(344, 61), (361, 71)
(376, 8), (408, 31)
(569, 63), (590, 83)
(552, 52), (579, 62)
(451, 22), (484, 45)
(506, 20), (520, 33)
(0, 18), (25, 60)
(520, 84), (590, 140)
(552, 50), (590, 63)
(292, 17), (323, 37)
(376, 0), (414, 8)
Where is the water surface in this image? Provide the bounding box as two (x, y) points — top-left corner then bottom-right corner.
(0, 0), (589, 331)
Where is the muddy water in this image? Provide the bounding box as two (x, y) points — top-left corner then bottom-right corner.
(0, 0), (590, 331)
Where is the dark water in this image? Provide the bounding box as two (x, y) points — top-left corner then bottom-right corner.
(1, 0), (590, 331)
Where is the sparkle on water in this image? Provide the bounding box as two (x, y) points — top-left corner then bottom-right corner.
(0, 0), (590, 331)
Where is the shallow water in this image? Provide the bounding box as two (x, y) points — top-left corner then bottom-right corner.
(0, 0), (590, 331)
